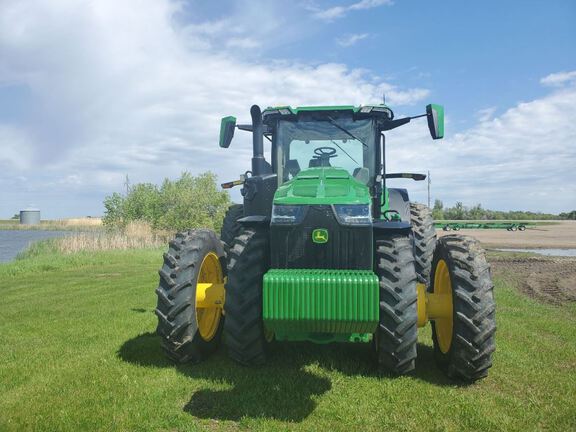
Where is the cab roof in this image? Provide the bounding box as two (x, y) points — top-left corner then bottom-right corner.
(261, 104), (393, 122)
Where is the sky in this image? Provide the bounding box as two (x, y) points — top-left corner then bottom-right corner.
(0, 0), (575, 218)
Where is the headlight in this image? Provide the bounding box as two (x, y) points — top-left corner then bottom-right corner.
(333, 204), (371, 225)
(271, 205), (307, 224)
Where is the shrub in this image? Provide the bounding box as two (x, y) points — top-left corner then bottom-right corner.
(103, 172), (230, 231)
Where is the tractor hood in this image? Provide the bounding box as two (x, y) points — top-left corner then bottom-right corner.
(273, 167), (370, 205)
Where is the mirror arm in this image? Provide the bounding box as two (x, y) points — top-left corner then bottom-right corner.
(237, 124), (271, 133)
(410, 113), (427, 120)
(380, 117), (411, 131)
(386, 173), (427, 181)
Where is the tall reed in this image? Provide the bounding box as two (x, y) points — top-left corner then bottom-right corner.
(55, 221), (171, 253)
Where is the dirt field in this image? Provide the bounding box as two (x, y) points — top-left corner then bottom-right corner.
(437, 220), (576, 248)
(436, 221), (576, 305)
(489, 254), (576, 305)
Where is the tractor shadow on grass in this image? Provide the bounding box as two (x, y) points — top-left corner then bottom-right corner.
(118, 332), (458, 422)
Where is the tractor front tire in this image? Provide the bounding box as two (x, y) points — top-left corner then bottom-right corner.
(430, 235), (496, 382)
(155, 229), (226, 363)
(375, 234), (418, 374)
(224, 227), (271, 366)
(220, 204), (244, 253)
(410, 203), (437, 285)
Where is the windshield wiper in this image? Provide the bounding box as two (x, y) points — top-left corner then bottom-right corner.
(326, 116), (368, 148)
(330, 140), (360, 166)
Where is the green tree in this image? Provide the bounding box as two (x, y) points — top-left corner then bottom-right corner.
(444, 201), (465, 220)
(103, 172), (230, 231)
(432, 199), (444, 220)
(103, 192), (125, 227)
(122, 183), (160, 224)
(469, 203), (484, 220)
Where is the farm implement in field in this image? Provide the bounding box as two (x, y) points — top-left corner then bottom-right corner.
(155, 101), (496, 382)
(437, 222), (530, 231)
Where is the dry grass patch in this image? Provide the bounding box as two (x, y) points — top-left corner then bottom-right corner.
(55, 222), (171, 253)
(0, 217), (103, 231)
(50, 217), (103, 227)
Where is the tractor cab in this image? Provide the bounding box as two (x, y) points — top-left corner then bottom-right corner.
(269, 108), (379, 185)
(219, 103), (444, 222)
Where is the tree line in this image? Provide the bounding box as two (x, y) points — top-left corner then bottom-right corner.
(432, 200), (575, 221)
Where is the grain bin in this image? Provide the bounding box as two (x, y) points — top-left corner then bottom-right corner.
(20, 208), (41, 225)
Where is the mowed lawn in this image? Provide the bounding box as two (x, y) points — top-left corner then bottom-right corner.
(1, 248), (575, 431)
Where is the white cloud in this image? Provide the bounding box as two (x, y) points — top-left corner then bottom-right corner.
(0, 125), (32, 170)
(336, 33), (369, 47)
(0, 0), (427, 218)
(476, 107), (496, 123)
(540, 70), (576, 87)
(386, 82), (576, 213)
(226, 37), (261, 49)
(312, 0), (393, 21)
(385, 88), (430, 106)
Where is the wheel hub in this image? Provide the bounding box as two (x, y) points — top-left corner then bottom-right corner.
(196, 252), (225, 341)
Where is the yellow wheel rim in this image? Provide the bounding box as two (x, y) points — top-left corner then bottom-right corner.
(434, 259), (454, 354)
(196, 252), (224, 341)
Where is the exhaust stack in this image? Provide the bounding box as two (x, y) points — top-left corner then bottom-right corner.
(250, 104), (267, 176)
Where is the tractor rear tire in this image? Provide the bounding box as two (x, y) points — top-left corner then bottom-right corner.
(155, 229), (225, 363)
(220, 204), (244, 253)
(430, 235), (496, 382)
(410, 203), (437, 285)
(375, 234), (418, 374)
(224, 227), (271, 366)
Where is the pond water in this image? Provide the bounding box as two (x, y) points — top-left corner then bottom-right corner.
(495, 248), (576, 257)
(0, 230), (70, 263)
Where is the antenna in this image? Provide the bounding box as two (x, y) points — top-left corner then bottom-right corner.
(382, 93), (386, 105)
(124, 174), (131, 196)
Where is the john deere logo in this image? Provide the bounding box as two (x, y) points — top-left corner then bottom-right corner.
(312, 228), (329, 244)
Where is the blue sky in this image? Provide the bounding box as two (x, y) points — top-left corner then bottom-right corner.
(0, 0), (575, 218)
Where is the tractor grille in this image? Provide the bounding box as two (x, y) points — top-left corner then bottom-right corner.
(270, 205), (372, 270)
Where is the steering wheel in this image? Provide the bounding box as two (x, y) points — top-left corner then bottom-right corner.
(313, 147), (338, 158)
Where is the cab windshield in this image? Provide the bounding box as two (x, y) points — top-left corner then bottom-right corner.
(276, 118), (376, 185)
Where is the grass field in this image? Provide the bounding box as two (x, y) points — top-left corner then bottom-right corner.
(1, 247), (575, 431)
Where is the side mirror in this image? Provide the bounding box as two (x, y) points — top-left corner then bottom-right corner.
(426, 104), (444, 140)
(219, 116), (236, 148)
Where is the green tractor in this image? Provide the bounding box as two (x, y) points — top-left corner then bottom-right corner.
(155, 102), (496, 381)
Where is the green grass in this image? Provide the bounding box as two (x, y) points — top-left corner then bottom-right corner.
(1, 249), (575, 431)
